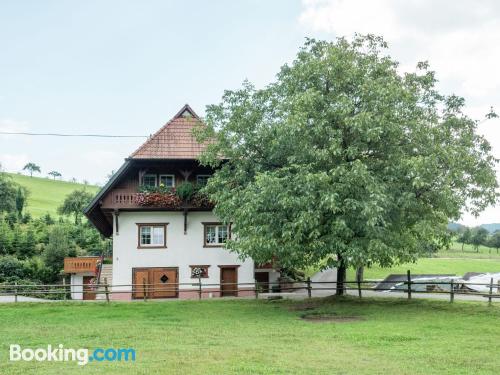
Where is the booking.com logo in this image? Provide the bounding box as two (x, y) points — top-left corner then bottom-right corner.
(10, 344), (136, 366)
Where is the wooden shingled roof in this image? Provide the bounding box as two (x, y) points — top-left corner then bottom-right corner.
(130, 104), (207, 159)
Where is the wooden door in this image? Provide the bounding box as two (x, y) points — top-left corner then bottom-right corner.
(133, 269), (149, 299)
(151, 268), (178, 298)
(83, 276), (96, 300)
(220, 267), (238, 297)
(133, 268), (178, 299)
(255, 271), (270, 293)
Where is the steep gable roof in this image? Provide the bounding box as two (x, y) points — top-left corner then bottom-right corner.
(130, 104), (207, 159)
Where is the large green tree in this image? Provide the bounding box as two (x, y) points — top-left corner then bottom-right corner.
(198, 36), (498, 294)
(57, 189), (94, 224)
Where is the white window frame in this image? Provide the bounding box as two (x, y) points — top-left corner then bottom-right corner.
(203, 223), (229, 247)
(141, 174), (157, 187)
(196, 174), (211, 185)
(138, 224), (167, 248)
(159, 174), (175, 188)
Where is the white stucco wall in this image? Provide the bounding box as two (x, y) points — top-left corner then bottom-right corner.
(112, 211), (255, 297)
(70, 273), (94, 300)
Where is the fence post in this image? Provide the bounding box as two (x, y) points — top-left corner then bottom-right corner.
(62, 277), (67, 301)
(488, 277), (493, 306)
(14, 281), (18, 303)
(104, 277), (110, 303)
(198, 276), (202, 300)
(450, 279), (454, 303)
(356, 274), (362, 299)
(497, 280), (500, 294)
(407, 270), (412, 300)
(255, 280), (259, 299)
(307, 277), (312, 299)
(143, 277), (147, 302)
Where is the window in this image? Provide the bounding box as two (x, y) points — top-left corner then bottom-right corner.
(190, 265), (209, 278)
(203, 223), (230, 246)
(137, 224), (167, 248)
(141, 174), (157, 187)
(159, 174), (175, 188)
(196, 175), (210, 186)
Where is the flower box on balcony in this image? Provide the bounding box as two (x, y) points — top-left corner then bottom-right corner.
(136, 192), (182, 208)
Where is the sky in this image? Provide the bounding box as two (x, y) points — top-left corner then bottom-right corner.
(0, 0), (499, 225)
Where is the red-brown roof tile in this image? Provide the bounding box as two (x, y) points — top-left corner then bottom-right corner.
(130, 104), (208, 159)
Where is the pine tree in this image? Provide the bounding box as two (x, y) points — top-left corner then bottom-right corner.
(18, 228), (36, 259)
(0, 219), (13, 255)
(10, 225), (23, 256)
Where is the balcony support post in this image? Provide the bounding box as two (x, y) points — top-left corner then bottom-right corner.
(114, 209), (120, 235)
(183, 208), (188, 235)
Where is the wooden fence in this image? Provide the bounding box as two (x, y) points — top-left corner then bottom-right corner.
(1, 270), (499, 305)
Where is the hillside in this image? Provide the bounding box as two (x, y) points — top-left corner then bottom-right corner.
(5, 173), (100, 218)
(480, 223), (500, 233)
(448, 221), (500, 233)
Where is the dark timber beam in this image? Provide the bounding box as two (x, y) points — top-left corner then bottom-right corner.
(114, 209), (120, 235)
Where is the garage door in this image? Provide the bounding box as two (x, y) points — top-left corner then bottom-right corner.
(133, 267), (178, 299)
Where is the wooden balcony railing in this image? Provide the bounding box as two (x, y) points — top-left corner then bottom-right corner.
(112, 191), (139, 207)
(64, 257), (100, 274)
(101, 189), (213, 210)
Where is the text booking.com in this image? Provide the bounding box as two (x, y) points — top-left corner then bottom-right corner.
(10, 344), (136, 366)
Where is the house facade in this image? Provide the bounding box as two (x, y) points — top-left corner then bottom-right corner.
(65, 105), (279, 300)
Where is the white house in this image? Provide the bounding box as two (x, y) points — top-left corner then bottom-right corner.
(64, 105), (280, 300)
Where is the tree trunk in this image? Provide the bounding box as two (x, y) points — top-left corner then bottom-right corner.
(461, 242), (464, 252)
(336, 254), (346, 296)
(356, 266), (364, 282)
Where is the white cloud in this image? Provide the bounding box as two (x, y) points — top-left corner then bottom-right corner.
(299, 0), (500, 101)
(0, 153), (29, 172)
(0, 119), (29, 139)
(299, 0), (500, 225)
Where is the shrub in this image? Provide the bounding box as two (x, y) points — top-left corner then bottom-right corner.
(175, 182), (195, 201)
(0, 256), (27, 282)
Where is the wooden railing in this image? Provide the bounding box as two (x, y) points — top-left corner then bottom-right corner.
(64, 257), (100, 274)
(111, 190), (139, 208)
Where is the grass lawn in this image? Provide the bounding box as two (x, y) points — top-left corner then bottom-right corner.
(347, 257), (500, 280)
(438, 241), (500, 259)
(5, 173), (99, 217)
(340, 241), (500, 281)
(0, 298), (499, 374)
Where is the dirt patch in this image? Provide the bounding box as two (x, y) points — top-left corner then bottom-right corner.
(301, 314), (363, 323)
(288, 302), (321, 311)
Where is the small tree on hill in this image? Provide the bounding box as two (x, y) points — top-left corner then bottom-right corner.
(471, 228), (489, 252)
(23, 163), (41, 177)
(48, 171), (62, 180)
(57, 189), (94, 225)
(458, 228), (472, 251)
(487, 231), (500, 254)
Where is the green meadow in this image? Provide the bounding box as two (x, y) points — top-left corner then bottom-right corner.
(5, 173), (99, 218)
(0, 298), (499, 374)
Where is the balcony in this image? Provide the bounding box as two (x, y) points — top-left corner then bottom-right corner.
(101, 189), (213, 210)
(64, 257), (100, 274)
